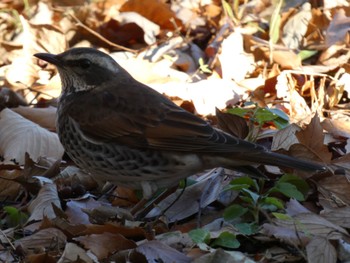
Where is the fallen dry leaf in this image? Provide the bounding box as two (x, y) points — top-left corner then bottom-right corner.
(27, 181), (61, 222)
(322, 206), (350, 229)
(150, 79), (244, 115)
(271, 123), (301, 151)
(326, 9), (350, 46)
(14, 228), (67, 252)
(146, 168), (229, 222)
(219, 30), (255, 82)
(12, 106), (57, 131)
(306, 236), (337, 263)
(120, 0), (183, 30)
(216, 108), (249, 139)
(135, 240), (191, 263)
(74, 232), (136, 260)
(318, 173), (350, 207)
(282, 3), (312, 50)
(0, 108), (64, 165)
(57, 242), (94, 263)
(295, 114), (332, 163)
(0, 166), (22, 200)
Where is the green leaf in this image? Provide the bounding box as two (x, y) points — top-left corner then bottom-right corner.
(269, 0), (283, 44)
(242, 188), (260, 204)
(224, 184), (251, 191)
(198, 58), (212, 74)
(268, 108), (289, 121)
(271, 182), (305, 201)
(268, 108), (290, 129)
(227, 107), (251, 118)
(255, 108), (278, 124)
(278, 174), (309, 195)
(189, 229), (211, 244)
(239, 196), (253, 203)
(263, 197), (284, 209)
(272, 212), (292, 220)
(298, 50), (318, 60)
(222, 0), (235, 21)
(225, 176), (256, 191)
(211, 232), (240, 249)
(272, 117), (289, 129)
(3, 206), (28, 227)
(224, 204), (248, 221)
(230, 176), (256, 186)
(235, 223), (259, 235)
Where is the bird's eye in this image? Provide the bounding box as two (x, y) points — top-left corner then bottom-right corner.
(79, 59), (91, 69)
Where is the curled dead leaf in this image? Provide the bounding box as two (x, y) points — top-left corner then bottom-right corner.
(0, 108), (64, 165)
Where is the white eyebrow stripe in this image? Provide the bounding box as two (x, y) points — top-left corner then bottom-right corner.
(63, 53), (120, 73)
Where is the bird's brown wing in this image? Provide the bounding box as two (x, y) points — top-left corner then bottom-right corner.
(63, 83), (263, 153)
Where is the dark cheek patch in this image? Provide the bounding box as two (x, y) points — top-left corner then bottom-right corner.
(83, 67), (113, 86)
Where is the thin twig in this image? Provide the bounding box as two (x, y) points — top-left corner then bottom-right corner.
(69, 14), (138, 53)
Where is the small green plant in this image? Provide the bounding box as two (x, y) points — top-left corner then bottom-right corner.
(227, 104), (290, 141)
(1, 206), (28, 228)
(223, 174), (308, 224)
(189, 229), (240, 249)
(198, 58), (212, 74)
(189, 174), (307, 250)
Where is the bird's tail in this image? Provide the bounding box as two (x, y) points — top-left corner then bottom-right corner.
(254, 151), (326, 172)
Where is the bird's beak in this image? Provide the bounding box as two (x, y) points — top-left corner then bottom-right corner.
(34, 53), (62, 66)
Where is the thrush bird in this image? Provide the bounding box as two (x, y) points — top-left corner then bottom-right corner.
(34, 48), (325, 199)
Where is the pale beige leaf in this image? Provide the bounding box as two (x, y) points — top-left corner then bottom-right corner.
(136, 240), (191, 263)
(285, 199), (311, 216)
(282, 3), (312, 50)
(111, 51), (189, 84)
(219, 30), (255, 82)
(262, 223), (310, 246)
(29, 2), (54, 25)
(12, 106), (57, 131)
(322, 206), (350, 228)
(326, 10), (350, 46)
(65, 198), (103, 225)
(14, 228), (66, 250)
(318, 174), (350, 207)
(0, 108), (64, 165)
(4, 57), (39, 89)
(0, 168), (22, 199)
(57, 242), (93, 263)
(146, 168), (231, 222)
(20, 15), (67, 55)
(271, 124), (301, 151)
(306, 236), (337, 263)
(193, 248), (255, 263)
(27, 181), (61, 221)
(278, 212), (347, 239)
(322, 116), (350, 139)
(150, 79), (243, 115)
(271, 50), (302, 69)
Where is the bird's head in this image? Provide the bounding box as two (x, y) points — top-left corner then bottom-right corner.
(34, 48), (127, 94)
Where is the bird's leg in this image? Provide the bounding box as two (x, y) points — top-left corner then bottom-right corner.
(130, 198), (149, 216)
(130, 181), (157, 216)
(132, 185), (180, 220)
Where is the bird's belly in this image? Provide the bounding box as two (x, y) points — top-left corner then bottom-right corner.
(57, 118), (203, 190)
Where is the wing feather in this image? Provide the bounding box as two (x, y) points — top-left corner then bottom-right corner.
(60, 83), (264, 153)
